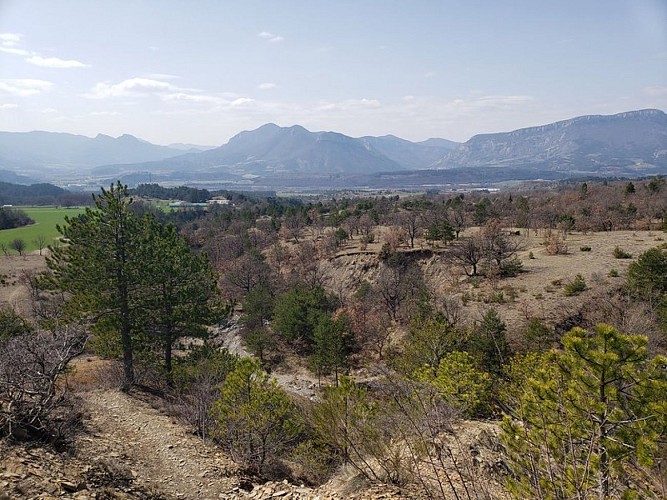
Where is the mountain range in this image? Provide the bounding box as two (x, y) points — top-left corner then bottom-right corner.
(0, 131), (184, 180)
(1, 109), (665, 189)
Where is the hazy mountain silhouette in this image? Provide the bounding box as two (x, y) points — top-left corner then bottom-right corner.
(2, 109), (666, 187)
(433, 109), (667, 176)
(0, 131), (183, 170)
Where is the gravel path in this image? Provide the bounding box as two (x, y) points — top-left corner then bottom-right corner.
(80, 389), (242, 499)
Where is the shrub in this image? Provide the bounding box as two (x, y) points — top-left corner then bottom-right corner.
(378, 242), (392, 260)
(0, 307), (32, 341)
(360, 233), (374, 245)
(171, 345), (237, 439)
(544, 230), (568, 255)
(490, 291), (505, 304)
(608, 268), (619, 278)
(504, 285), (519, 302)
(500, 256), (523, 277)
(523, 318), (554, 352)
(415, 351), (492, 417)
(563, 274), (587, 296)
(0, 325), (87, 446)
(211, 358), (303, 476)
(613, 246), (632, 259)
(290, 440), (334, 485)
(579, 246), (592, 252)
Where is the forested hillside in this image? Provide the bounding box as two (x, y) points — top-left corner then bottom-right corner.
(0, 182), (90, 206)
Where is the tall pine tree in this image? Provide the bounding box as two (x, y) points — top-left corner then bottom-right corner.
(139, 220), (219, 383)
(48, 182), (143, 390)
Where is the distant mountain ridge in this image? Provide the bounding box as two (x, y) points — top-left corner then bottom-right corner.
(434, 109), (667, 176)
(89, 123), (461, 179)
(359, 134), (458, 169)
(0, 131), (184, 172)
(1, 109), (666, 188)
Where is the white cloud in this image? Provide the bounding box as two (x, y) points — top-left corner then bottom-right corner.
(163, 92), (220, 104)
(0, 46), (29, 56)
(317, 98), (381, 112)
(85, 77), (233, 108)
(0, 33), (89, 69)
(41, 107), (58, 113)
(257, 31), (284, 43)
(26, 55), (90, 68)
(0, 103), (19, 110)
(0, 79), (53, 97)
(258, 82), (277, 90)
(85, 78), (175, 98)
(0, 34), (28, 55)
(0, 33), (22, 47)
(231, 97), (254, 106)
(89, 111), (121, 117)
(448, 95), (534, 111)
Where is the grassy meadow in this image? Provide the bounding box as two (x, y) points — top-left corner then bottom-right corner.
(0, 206), (87, 254)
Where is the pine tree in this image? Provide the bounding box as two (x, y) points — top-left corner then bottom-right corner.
(415, 351), (492, 417)
(470, 308), (510, 376)
(139, 220), (219, 384)
(311, 312), (353, 384)
(501, 324), (667, 499)
(47, 182), (144, 390)
(210, 358), (302, 475)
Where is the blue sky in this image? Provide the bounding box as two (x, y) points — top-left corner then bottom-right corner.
(0, 0), (665, 146)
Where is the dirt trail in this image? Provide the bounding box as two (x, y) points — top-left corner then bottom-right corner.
(77, 389), (395, 499)
(79, 389), (242, 499)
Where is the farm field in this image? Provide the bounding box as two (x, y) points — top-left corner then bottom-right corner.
(0, 206), (87, 254)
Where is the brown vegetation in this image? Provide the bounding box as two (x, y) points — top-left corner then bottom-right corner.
(1, 177), (666, 498)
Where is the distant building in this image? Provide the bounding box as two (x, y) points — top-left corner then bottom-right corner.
(168, 201), (209, 208)
(208, 197), (230, 205)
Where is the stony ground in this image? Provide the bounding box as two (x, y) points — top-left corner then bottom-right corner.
(1, 352), (507, 499)
(1, 369), (412, 499)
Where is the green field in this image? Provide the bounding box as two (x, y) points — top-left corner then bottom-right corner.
(0, 206), (87, 254)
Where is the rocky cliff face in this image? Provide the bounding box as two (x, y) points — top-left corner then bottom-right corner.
(433, 109), (667, 174)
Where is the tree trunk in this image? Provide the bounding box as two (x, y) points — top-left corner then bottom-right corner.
(120, 296), (134, 391)
(164, 331), (173, 388)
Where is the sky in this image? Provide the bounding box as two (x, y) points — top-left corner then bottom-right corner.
(0, 0), (666, 146)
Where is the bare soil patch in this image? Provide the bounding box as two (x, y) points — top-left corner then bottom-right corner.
(0, 254), (46, 316)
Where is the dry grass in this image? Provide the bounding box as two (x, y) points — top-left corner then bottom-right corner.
(0, 254), (47, 317)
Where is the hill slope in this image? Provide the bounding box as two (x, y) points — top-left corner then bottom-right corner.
(95, 124), (408, 177)
(434, 109), (667, 176)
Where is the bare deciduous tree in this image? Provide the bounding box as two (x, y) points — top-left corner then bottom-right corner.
(9, 238), (26, 256)
(450, 235), (485, 277)
(0, 324), (87, 443)
(33, 235), (47, 256)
